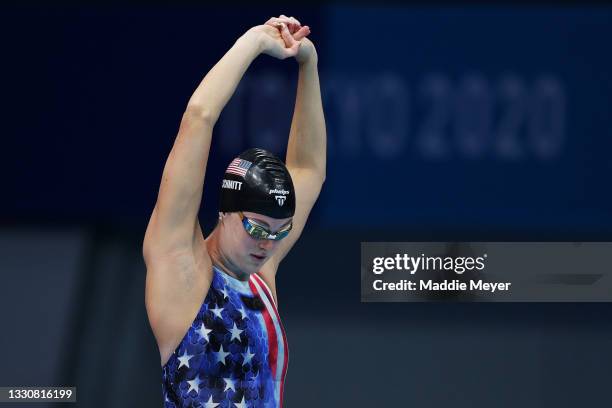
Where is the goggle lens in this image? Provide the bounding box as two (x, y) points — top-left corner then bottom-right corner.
(240, 213), (292, 241)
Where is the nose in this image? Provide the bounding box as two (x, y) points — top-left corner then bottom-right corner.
(258, 239), (275, 251)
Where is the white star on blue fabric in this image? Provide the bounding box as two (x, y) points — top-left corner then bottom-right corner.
(229, 323), (243, 341)
(241, 347), (255, 366)
(220, 287), (229, 299)
(187, 375), (202, 394)
(204, 395), (219, 408)
(211, 305), (224, 320)
(224, 377), (236, 392)
(177, 349), (193, 369)
(197, 322), (212, 342)
(250, 370), (259, 383)
(237, 306), (248, 320)
(214, 345), (230, 365)
(234, 396), (249, 408)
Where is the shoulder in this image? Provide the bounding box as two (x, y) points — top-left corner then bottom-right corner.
(145, 244), (213, 365)
(145, 242), (213, 315)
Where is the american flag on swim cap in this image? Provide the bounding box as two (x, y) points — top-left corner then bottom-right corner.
(226, 158), (252, 177)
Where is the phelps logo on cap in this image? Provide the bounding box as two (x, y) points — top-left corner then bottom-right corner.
(269, 188), (290, 206)
(226, 158), (252, 177)
(269, 188), (290, 195)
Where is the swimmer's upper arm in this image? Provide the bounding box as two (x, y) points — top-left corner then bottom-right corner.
(260, 167), (324, 280)
(143, 107), (214, 259)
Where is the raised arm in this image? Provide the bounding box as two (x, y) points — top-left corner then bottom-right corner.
(143, 25), (301, 259)
(265, 21), (327, 271)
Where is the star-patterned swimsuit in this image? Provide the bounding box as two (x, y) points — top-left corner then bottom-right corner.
(162, 266), (289, 408)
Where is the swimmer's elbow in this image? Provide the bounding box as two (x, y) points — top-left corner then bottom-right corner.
(183, 104), (217, 127)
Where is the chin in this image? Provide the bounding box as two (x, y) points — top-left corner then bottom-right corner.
(244, 258), (264, 273)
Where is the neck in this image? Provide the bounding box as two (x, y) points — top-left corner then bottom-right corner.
(206, 228), (250, 281)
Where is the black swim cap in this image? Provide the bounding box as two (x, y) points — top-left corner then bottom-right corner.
(219, 148), (295, 219)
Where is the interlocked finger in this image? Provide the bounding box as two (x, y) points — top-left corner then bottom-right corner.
(266, 16), (301, 34)
(293, 26), (310, 41)
(279, 23), (300, 49)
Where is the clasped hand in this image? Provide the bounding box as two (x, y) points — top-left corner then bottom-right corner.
(249, 15), (316, 64)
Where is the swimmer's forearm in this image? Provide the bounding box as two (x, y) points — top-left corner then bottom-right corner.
(286, 59), (327, 179)
(185, 29), (263, 124)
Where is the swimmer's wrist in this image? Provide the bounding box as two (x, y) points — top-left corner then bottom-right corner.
(296, 39), (318, 66)
(241, 27), (268, 56)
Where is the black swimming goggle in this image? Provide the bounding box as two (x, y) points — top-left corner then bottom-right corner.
(239, 211), (292, 241)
